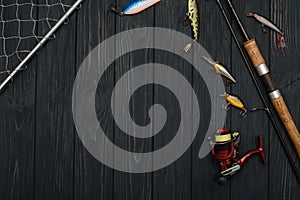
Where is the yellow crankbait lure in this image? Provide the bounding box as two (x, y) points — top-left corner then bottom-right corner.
(221, 92), (247, 117)
(221, 92), (267, 117)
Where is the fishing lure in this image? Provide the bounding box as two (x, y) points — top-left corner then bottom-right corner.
(188, 0), (199, 41)
(221, 92), (267, 117)
(246, 12), (286, 50)
(202, 56), (236, 83)
(221, 92), (247, 117)
(108, 0), (160, 16)
(181, 0), (199, 53)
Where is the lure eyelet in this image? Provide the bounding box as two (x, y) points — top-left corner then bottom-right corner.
(220, 92), (227, 97)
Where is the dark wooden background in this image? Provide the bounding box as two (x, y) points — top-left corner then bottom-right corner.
(0, 0), (300, 199)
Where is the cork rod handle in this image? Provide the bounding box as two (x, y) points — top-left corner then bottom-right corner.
(244, 39), (300, 157)
(272, 97), (300, 156)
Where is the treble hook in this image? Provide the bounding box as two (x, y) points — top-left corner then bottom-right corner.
(240, 110), (247, 118)
(107, 4), (124, 16)
(261, 24), (267, 33)
(179, 13), (190, 26)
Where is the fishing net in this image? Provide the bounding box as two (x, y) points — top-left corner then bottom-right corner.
(0, 0), (82, 88)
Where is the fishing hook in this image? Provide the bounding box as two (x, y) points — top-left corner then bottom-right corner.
(179, 14), (191, 26)
(107, 4), (124, 16)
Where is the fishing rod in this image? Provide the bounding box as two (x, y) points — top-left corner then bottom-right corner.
(215, 0), (300, 183)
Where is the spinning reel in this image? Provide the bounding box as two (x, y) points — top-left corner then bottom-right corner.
(210, 128), (266, 185)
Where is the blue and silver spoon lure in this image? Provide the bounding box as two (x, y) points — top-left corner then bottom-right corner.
(108, 0), (161, 16)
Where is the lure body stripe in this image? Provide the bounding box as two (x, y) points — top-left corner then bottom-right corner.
(123, 0), (160, 15)
(247, 12), (284, 35)
(188, 0), (199, 40)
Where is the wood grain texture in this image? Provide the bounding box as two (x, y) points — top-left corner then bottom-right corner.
(0, 11), (36, 200)
(191, 0), (231, 199)
(113, 2), (154, 200)
(74, 1), (114, 200)
(153, 1), (192, 200)
(0, 0), (299, 200)
(269, 0), (300, 199)
(229, 0), (269, 199)
(34, 2), (77, 199)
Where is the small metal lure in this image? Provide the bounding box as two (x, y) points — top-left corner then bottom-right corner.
(221, 92), (247, 117)
(202, 56), (236, 83)
(246, 12), (286, 49)
(108, 0), (160, 16)
(180, 0), (199, 53)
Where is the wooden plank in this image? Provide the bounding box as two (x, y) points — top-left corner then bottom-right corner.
(152, 1), (192, 200)
(113, 3), (154, 200)
(191, 0), (231, 199)
(0, 1), (36, 199)
(34, 2), (77, 199)
(229, 0), (270, 199)
(225, 1), (269, 199)
(74, 0), (115, 200)
(1, 0), (300, 199)
(269, 0), (300, 199)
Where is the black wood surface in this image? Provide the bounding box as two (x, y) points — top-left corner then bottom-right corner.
(0, 0), (299, 199)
